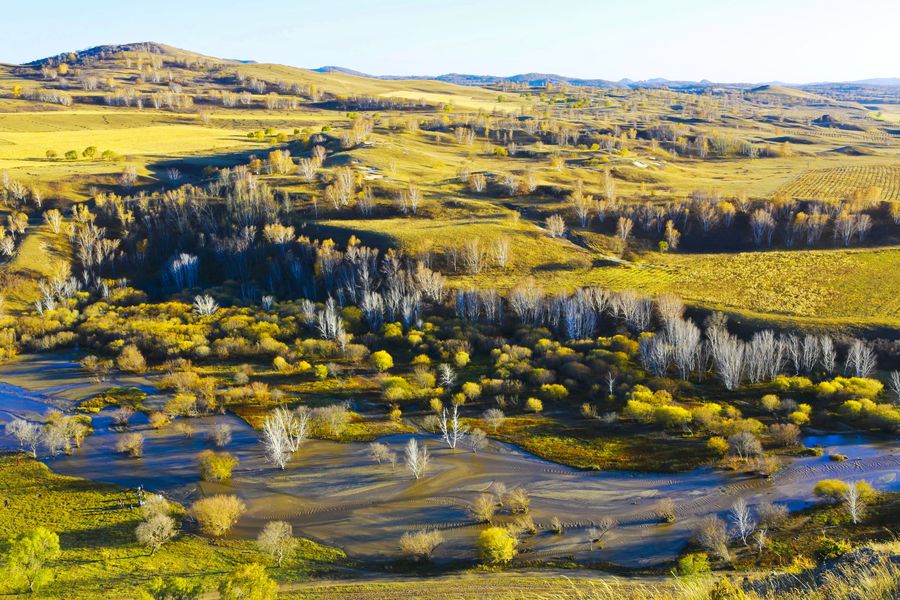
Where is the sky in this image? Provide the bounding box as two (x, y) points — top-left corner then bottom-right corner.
(2, 0), (898, 83)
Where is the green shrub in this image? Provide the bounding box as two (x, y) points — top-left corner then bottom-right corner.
(816, 536), (851, 560)
(675, 552), (711, 576)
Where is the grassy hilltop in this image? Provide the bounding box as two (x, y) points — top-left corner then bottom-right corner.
(0, 42), (899, 330)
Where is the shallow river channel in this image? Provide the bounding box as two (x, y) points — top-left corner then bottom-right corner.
(1, 354), (897, 566)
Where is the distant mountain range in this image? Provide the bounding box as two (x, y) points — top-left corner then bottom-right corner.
(312, 66), (900, 89)
(23, 42), (900, 90)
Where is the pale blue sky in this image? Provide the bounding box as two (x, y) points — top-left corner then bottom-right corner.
(3, 0), (897, 82)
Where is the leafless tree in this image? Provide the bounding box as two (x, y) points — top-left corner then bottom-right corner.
(211, 423), (233, 447)
(707, 325), (744, 390)
(43, 209), (63, 235)
(756, 501), (788, 529)
(694, 515), (730, 561)
(640, 335), (671, 377)
(257, 521), (297, 567)
(571, 192), (594, 228)
(6, 419), (42, 458)
(469, 173), (486, 193)
(469, 428), (487, 453)
(462, 238), (484, 274)
(616, 216), (634, 243)
(492, 237), (510, 269)
(438, 363), (457, 389)
(845, 339), (876, 377)
(669, 318), (702, 379)
(261, 406), (310, 469)
(890, 371), (900, 403)
(750, 208), (776, 246)
(843, 484), (864, 524)
(655, 294), (684, 335)
(818, 336), (837, 374)
(729, 498), (755, 544)
(297, 158), (319, 181)
(753, 528), (768, 555)
(546, 214), (566, 238)
(439, 404), (468, 450)
(404, 438), (429, 479)
(193, 294), (220, 316)
(501, 173), (519, 196)
(316, 297), (346, 343)
(369, 442), (396, 467)
(399, 529), (444, 561)
(136, 513), (177, 555)
(728, 432), (762, 461)
(482, 408), (505, 433)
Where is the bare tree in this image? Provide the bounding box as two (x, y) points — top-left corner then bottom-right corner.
(616, 216), (634, 243)
(211, 423), (233, 447)
(136, 513), (177, 555)
(257, 521), (298, 567)
(316, 297), (346, 343)
(546, 214), (566, 238)
(369, 442), (393, 465)
(469, 428), (487, 453)
(404, 438), (429, 479)
(482, 408), (505, 433)
(694, 515), (730, 561)
(437, 363), (457, 389)
(707, 325), (745, 390)
(750, 208), (776, 246)
(469, 173), (486, 193)
(6, 419), (42, 458)
(729, 498), (755, 545)
(842, 485), (864, 524)
(261, 407), (309, 469)
(818, 335), (837, 374)
(845, 339), (876, 378)
(492, 237), (510, 269)
(462, 238), (484, 274)
(297, 158), (318, 181)
(193, 294), (220, 316)
(890, 371), (900, 403)
(439, 404), (468, 450)
(399, 529), (444, 561)
(469, 493), (497, 523)
(43, 209), (63, 235)
(728, 432), (762, 461)
(753, 528), (768, 555)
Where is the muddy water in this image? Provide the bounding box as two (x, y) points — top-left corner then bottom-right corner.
(1, 356), (898, 567)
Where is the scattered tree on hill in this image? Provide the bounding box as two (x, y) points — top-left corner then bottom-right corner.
(136, 513), (178, 556)
(218, 563), (277, 600)
(5, 527), (61, 593)
(257, 521), (297, 567)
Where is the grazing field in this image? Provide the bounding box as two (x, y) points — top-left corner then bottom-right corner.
(777, 165), (900, 202)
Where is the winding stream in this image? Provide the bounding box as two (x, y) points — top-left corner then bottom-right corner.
(1, 355), (897, 567)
